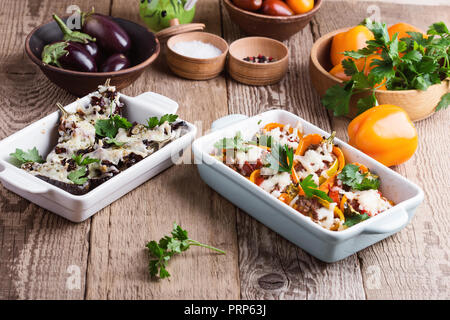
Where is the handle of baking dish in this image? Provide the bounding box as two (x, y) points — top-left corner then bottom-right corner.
(128, 92), (179, 115)
(0, 167), (50, 194)
(362, 207), (410, 234)
(211, 114), (249, 132)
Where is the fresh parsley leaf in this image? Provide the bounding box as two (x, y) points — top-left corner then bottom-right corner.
(337, 164), (380, 191)
(10, 147), (44, 166)
(105, 138), (126, 147)
(146, 114), (178, 129)
(67, 166), (88, 185)
(436, 92), (450, 111)
(427, 22), (449, 36)
(266, 143), (294, 173)
(344, 212), (370, 227)
(299, 175), (333, 203)
(72, 154), (99, 166)
(321, 81), (354, 117)
(356, 93), (377, 114)
(342, 58), (359, 76)
(214, 131), (249, 152)
(146, 223), (225, 279)
(95, 115), (132, 139)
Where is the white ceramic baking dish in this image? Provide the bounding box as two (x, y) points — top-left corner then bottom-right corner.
(0, 91), (197, 223)
(192, 110), (424, 262)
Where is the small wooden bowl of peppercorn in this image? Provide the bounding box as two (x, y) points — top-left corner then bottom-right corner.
(223, 0), (322, 41)
(228, 37), (289, 86)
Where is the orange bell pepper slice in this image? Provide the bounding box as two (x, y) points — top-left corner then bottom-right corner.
(249, 169), (264, 186)
(263, 122), (302, 139)
(319, 146), (345, 194)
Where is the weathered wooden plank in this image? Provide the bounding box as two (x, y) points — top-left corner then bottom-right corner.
(312, 0), (450, 299)
(221, 1), (366, 299)
(0, 0), (111, 300)
(85, 0), (241, 299)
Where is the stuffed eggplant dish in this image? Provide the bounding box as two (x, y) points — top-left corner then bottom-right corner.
(212, 122), (394, 231)
(9, 83), (187, 195)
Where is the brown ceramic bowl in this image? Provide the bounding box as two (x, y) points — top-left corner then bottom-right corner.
(166, 32), (228, 80)
(25, 16), (160, 97)
(228, 37), (289, 85)
(310, 27), (450, 121)
(223, 0), (322, 41)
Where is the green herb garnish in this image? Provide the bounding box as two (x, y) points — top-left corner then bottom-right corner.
(10, 147), (44, 166)
(344, 212), (370, 227)
(95, 114), (132, 139)
(105, 138), (126, 147)
(322, 19), (450, 115)
(214, 131), (249, 152)
(266, 143), (294, 173)
(72, 154), (99, 166)
(337, 164), (380, 191)
(67, 166), (88, 185)
(146, 114), (178, 129)
(299, 174), (333, 202)
(146, 223), (225, 279)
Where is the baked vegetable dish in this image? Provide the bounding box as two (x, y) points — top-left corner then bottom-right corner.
(213, 122), (394, 231)
(9, 83), (187, 195)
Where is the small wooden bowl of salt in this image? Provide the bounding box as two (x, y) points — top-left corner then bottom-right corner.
(166, 32), (229, 80)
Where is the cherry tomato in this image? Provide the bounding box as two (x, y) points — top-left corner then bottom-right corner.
(286, 0), (314, 14)
(232, 0), (263, 11)
(261, 0), (294, 16)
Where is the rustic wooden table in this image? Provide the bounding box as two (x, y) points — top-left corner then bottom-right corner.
(0, 0), (449, 300)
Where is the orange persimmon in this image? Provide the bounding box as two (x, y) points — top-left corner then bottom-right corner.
(348, 105), (418, 167)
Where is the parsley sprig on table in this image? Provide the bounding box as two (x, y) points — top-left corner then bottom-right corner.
(10, 147), (44, 166)
(337, 164), (380, 191)
(322, 19), (450, 116)
(146, 223), (225, 279)
(299, 174), (333, 203)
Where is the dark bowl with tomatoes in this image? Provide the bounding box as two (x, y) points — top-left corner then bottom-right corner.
(223, 0), (322, 41)
(25, 16), (160, 96)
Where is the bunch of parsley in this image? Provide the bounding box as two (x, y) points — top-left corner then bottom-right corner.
(322, 19), (450, 116)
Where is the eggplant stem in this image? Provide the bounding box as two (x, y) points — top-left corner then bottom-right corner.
(56, 102), (69, 118)
(53, 14), (73, 37)
(105, 78), (111, 87)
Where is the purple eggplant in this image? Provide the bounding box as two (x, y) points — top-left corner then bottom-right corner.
(83, 41), (101, 63)
(100, 53), (130, 72)
(42, 41), (97, 72)
(82, 13), (131, 54)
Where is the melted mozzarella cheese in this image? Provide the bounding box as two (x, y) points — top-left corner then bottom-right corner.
(233, 145), (265, 167)
(343, 189), (392, 216)
(314, 203), (337, 229)
(295, 142), (334, 185)
(264, 125), (300, 150)
(259, 172), (292, 197)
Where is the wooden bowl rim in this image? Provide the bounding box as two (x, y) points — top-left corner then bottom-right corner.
(24, 16), (160, 78)
(166, 31), (229, 63)
(310, 26), (450, 94)
(228, 37), (289, 67)
(223, 0), (322, 22)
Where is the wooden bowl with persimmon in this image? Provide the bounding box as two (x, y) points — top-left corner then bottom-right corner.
(223, 0), (322, 41)
(309, 27), (449, 121)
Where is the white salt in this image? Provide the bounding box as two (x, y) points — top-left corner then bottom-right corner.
(172, 40), (222, 59)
